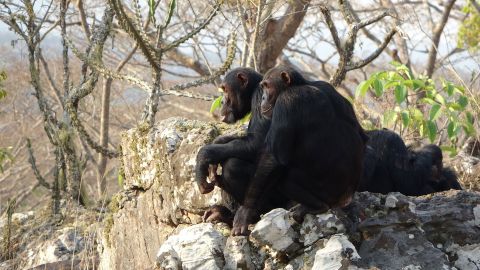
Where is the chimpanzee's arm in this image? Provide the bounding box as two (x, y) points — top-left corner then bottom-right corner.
(195, 136), (262, 193)
(232, 149), (279, 235)
(231, 98), (296, 235)
(212, 134), (242, 144)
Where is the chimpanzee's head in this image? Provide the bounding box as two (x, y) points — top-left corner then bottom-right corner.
(260, 66), (307, 118)
(219, 68), (262, 123)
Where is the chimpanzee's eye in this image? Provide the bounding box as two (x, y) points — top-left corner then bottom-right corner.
(261, 81), (268, 89)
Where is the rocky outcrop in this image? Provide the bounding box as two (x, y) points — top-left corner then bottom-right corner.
(99, 117), (480, 270)
(153, 191), (480, 270)
(99, 118), (242, 269)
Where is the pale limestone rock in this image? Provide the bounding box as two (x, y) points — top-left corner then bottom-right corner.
(473, 204), (480, 227)
(311, 234), (360, 270)
(156, 223), (226, 270)
(26, 227), (84, 268)
(385, 194), (399, 208)
(250, 208), (299, 253)
(224, 236), (256, 270)
(449, 243), (480, 269)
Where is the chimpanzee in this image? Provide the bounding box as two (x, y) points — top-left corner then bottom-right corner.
(407, 143), (462, 193)
(358, 129), (461, 195)
(195, 68), (288, 224)
(228, 66), (365, 235)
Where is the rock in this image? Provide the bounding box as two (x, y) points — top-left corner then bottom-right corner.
(250, 208), (300, 253)
(0, 211), (34, 230)
(100, 118), (239, 269)
(449, 243), (480, 269)
(25, 227), (85, 269)
(300, 210), (346, 247)
(156, 223), (226, 270)
(120, 118), (237, 224)
(224, 236), (256, 270)
(311, 234), (360, 270)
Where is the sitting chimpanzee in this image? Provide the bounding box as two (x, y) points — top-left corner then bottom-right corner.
(359, 129), (461, 195)
(195, 68), (288, 225)
(228, 66), (365, 235)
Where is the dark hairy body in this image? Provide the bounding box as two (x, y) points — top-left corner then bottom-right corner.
(359, 129), (461, 195)
(228, 66), (366, 235)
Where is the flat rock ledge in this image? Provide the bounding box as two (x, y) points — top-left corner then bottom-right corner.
(99, 117), (480, 270)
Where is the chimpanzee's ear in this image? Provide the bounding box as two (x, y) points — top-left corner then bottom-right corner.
(237, 72), (248, 87)
(280, 71), (291, 85)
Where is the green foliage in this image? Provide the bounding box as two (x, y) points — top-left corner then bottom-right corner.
(210, 94), (252, 124)
(355, 62), (476, 156)
(117, 167), (125, 187)
(210, 95), (223, 113)
(458, 2), (480, 51)
(0, 70), (6, 100)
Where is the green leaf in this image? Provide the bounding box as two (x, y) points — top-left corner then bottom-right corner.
(445, 82), (454, 96)
(447, 102), (462, 111)
(239, 112), (252, 124)
(458, 95), (468, 109)
(384, 81), (399, 89)
(210, 96), (223, 113)
(412, 79), (425, 89)
(447, 121), (456, 139)
(373, 79), (383, 97)
(163, 0), (176, 28)
(466, 111), (475, 124)
(421, 98), (436, 105)
(0, 89), (6, 100)
(454, 86), (465, 94)
(463, 121), (475, 136)
(435, 94), (446, 105)
(387, 71), (402, 81)
(394, 84), (407, 104)
(426, 120), (437, 143)
(440, 145), (457, 157)
(390, 61), (402, 67)
(412, 108), (424, 121)
(118, 173), (124, 187)
(429, 104), (442, 121)
(401, 111), (410, 127)
(355, 80), (371, 99)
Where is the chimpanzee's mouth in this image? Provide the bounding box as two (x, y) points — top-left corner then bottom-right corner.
(261, 105), (272, 115)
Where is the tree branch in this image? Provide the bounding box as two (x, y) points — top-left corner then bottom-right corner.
(162, 0), (224, 52)
(320, 6), (343, 54)
(425, 0), (456, 77)
(26, 138), (51, 189)
(347, 27), (397, 71)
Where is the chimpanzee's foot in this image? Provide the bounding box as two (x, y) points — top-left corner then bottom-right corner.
(289, 203), (329, 223)
(232, 206), (258, 236)
(203, 205), (234, 227)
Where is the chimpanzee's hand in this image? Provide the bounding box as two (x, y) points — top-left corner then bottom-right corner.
(197, 180), (215, 194)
